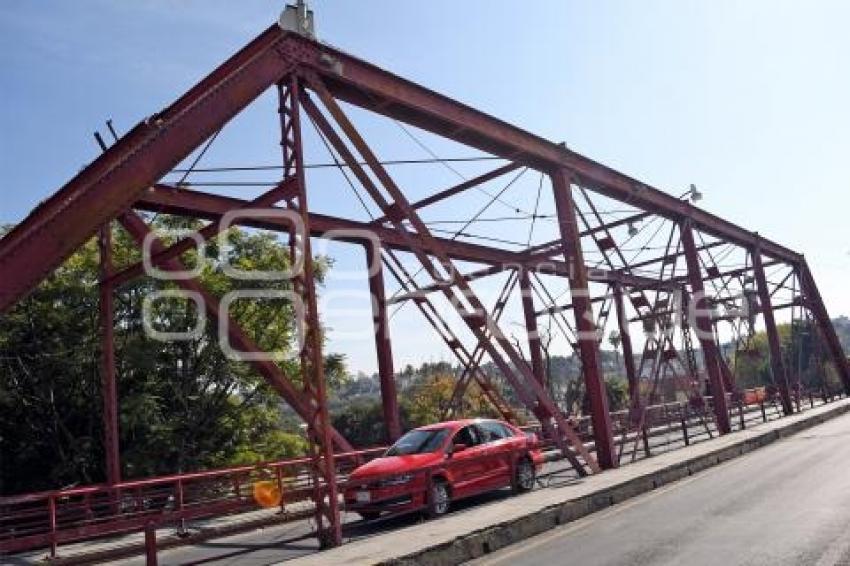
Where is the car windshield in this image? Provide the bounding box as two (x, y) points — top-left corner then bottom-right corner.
(384, 428), (450, 456)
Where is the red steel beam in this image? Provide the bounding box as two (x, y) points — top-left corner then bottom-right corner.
(800, 260), (850, 394)
(135, 184), (666, 291)
(670, 260), (782, 284)
(388, 264), (506, 305)
(280, 76), (341, 547)
(680, 219), (731, 433)
(303, 78), (596, 472)
(365, 244), (401, 442)
(551, 168), (616, 469)
(525, 211), (654, 259)
(286, 34), (801, 263)
(0, 22), (805, 318)
(519, 269), (546, 386)
(631, 299), (801, 324)
(752, 246), (794, 415)
(618, 240), (727, 272)
(0, 25), (297, 313)
(117, 211), (354, 454)
(98, 225), (120, 485)
(371, 162), (521, 224)
(613, 283), (638, 407)
(443, 271), (520, 421)
(381, 250), (517, 423)
(107, 178), (298, 287)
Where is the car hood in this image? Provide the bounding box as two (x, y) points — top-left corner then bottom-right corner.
(349, 452), (444, 481)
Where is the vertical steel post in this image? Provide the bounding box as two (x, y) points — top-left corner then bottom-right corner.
(799, 260), (850, 394)
(716, 352), (736, 396)
(519, 269), (546, 386)
(98, 224), (120, 485)
(752, 246), (794, 415)
(48, 494), (57, 558)
(144, 522), (158, 566)
(613, 283), (638, 407)
(680, 219), (731, 433)
(278, 76), (341, 547)
(365, 243), (401, 442)
(551, 168), (617, 469)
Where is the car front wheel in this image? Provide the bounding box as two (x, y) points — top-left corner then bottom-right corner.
(513, 457), (535, 493)
(427, 478), (450, 518)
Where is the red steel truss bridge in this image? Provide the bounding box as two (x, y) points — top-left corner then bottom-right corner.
(1, 6), (848, 555)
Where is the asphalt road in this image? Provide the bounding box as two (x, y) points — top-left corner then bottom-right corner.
(470, 410), (850, 566)
(109, 454), (589, 565)
(101, 402), (801, 566)
(114, 483), (522, 566)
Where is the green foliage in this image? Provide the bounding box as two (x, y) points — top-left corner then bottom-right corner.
(0, 218), (338, 494)
(732, 321), (843, 393)
(332, 399), (388, 449)
(403, 373), (456, 427)
(330, 370), (501, 448)
(604, 377), (629, 412)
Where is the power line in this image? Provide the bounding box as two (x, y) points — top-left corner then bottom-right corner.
(429, 227), (528, 248)
(169, 156), (503, 174)
(422, 214), (554, 225)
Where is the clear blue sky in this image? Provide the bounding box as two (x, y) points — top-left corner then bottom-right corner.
(2, 1), (849, 374)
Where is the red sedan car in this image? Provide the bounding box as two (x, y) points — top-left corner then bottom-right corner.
(344, 419), (543, 520)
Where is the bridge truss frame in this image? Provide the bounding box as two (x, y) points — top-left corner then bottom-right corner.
(1, 22), (848, 548)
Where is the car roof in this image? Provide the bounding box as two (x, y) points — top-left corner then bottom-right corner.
(414, 418), (506, 432)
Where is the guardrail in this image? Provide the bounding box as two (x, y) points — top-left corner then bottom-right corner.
(527, 389), (832, 464)
(0, 446), (385, 557)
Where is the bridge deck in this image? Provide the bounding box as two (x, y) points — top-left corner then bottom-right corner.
(471, 406), (850, 566)
(296, 397), (850, 565)
(14, 397), (838, 566)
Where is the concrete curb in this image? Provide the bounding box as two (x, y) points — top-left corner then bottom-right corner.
(381, 400), (850, 566)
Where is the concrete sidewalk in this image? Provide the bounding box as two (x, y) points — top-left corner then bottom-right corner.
(7, 505), (310, 565)
(290, 397), (850, 566)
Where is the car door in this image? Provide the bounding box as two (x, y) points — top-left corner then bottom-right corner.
(475, 421), (514, 487)
(447, 425), (486, 497)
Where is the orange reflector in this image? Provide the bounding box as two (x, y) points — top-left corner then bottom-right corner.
(253, 480), (282, 508)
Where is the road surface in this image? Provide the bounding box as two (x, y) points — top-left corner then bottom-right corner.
(114, 485), (519, 565)
(471, 410), (850, 566)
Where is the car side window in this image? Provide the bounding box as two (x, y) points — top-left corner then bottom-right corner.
(452, 425), (479, 447)
(477, 421), (512, 443)
(496, 423), (516, 438)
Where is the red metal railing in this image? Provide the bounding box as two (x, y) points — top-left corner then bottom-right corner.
(0, 447), (384, 556)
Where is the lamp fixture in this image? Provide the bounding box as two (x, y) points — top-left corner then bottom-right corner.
(689, 183), (703, 202)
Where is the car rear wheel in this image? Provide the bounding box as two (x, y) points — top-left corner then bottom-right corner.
(427, 478), (450, 518)
(513, 457), (535, 493)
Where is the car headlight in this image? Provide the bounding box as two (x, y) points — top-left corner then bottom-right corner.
(378, 473), (414, 487)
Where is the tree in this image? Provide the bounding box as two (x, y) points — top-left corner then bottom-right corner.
(604, 377), (629, 412)
(0, 217), (338, 494)
(331, 399), (388, 448)
(608, 331), (622, 368)
(330, 365), (506, 448)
